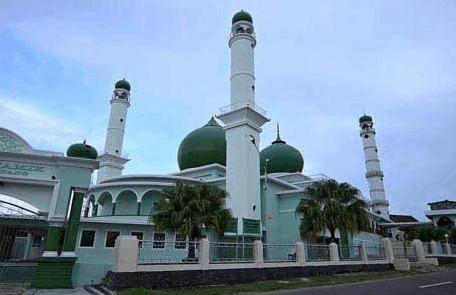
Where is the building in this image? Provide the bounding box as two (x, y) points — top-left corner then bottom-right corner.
(425, 200), (456, 227)
(0, 11), (390, 287)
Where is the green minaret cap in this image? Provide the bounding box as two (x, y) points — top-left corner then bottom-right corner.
(232, 10), (253, 24)
(67, 140), (98, 159)
(115, 79), (131, 91)
(359, 114), (373, 124)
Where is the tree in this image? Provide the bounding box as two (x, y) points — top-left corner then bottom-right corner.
(296, 179), (370, 243)
(151, 182), (231, 260)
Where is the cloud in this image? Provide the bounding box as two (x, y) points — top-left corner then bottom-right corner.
(0, 95), (86, 150)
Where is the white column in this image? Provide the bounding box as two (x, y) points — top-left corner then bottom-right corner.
(360, 242), (368, 262)
(199, 238), (210, 270)
(296, 242), (306, 266)
(254, 240), (264, 267)
(114, 235), (138, 272)
(381, 238), (394, 263)
(329, 243), (340, 263)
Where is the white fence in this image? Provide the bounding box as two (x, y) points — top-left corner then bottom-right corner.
(113, 236), (456, 273)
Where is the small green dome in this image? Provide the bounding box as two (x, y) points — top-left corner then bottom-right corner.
(67, 140), (98, 159)
(260, 128), (304, 174)
(359, 114), (373, 124)
(232, 10), (253, 24)
(177, 117), (226, 170)
(115, 79), (131, 91)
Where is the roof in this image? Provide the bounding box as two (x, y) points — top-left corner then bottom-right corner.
(389, 214), (419, 223)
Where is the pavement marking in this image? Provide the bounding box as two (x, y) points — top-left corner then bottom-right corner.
(419, 281), (453, 289)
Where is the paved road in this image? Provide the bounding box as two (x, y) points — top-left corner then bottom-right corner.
(251, 271), (456, 295)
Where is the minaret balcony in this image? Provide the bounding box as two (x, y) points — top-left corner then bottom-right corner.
(359, 128), (376, 136)
(219, 101), (267, 117)
(217, 101), (270, 130)
(365, 170), (384, 178)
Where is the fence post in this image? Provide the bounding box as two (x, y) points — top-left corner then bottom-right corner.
(430, 240), (438, 254)
(296, 242), (305, 266)
(329, 242), (339, 263)
(360, 242), (368, 262)
(412, 239), (426, 263)
(199, 238), (210, 270)
(381, 238), (394, 263)
(114, 235), (138, 272)
(254, 240), (263, 267)
(444, 243), (451, 255)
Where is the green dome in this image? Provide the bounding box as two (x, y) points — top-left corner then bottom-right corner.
(115, 79), (131, 91)
(260, 129), (304, 174)
(232, 10), (253, 24)
(359, 114), (373, 124)
(177, 117), (226, 170)
(67, 140), (98, 159)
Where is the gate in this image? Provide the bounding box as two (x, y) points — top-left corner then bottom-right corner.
(0, 216), (48, 282)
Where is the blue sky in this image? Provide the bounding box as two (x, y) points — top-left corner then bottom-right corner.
(1, 0), (456, 220)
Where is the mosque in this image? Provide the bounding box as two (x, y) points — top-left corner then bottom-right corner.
(0, 11), (392, 287)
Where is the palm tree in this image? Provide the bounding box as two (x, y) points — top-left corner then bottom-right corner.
(296, 179), (370, 243)
(151, 182), (231, 260)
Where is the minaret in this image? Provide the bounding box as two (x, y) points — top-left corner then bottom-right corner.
(359, 114), (389, 219)
(217, 11), (270, 235)
(97, 79), (131, 184)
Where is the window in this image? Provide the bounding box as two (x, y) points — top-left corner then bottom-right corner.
(105, 231), (120, 248)
(175, 234), (186, 249)
(80, 230), (96, 247)
(131, 232), (144, 248)
(153, 233), (165, 249)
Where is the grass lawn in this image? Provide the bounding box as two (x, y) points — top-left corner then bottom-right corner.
(116, 266), (452, 295)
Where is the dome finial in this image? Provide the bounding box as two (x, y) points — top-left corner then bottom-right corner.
(272, 123), (285, 144)
(277, 122), (281, 141)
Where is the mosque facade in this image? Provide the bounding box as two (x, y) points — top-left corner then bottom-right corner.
(0, 11), (391, 287)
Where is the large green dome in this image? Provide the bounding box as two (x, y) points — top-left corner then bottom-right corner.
(232, 10), (253, 24)
(260, 129), (304, 174)
(115, 79), (131, 91)
(359, 114), (372, 124)
(177, 117), (226, 170)
(67, 140), (98, 159)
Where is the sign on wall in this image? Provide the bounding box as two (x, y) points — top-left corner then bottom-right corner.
(0, 160), (56, 180)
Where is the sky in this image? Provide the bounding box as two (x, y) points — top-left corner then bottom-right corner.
(0, 0), (455, 221)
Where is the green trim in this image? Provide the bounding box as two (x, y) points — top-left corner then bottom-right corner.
(137, 202), (141, 216)
(0, 217), (48, 227)
(31, 257), (76, 289)
(63, 192), (84, 252)
(93, 204), (98, 216)
(112, 203), (116, 216)
(45, 226), (63, 252)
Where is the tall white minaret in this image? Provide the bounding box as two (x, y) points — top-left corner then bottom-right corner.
(97, 79), (131, 184)
(359, 114), (389, 219)
(217, 11), (270, 235)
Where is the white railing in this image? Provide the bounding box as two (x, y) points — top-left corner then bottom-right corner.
(364, 244), (386, 261)
(263, 244), (297, 263)
(209, 242), (254, 263)
(137, 240), (200, 264)
(339, 245), (362, 262)
(305, 244), (331, 262)
(219, 101), (268, 117)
